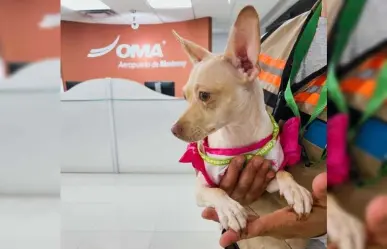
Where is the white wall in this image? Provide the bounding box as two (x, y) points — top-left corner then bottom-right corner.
(212, 33), (228, 54)
(0, 59), (61, 195)
(60, 79), (115, 173)
(0, 63), (193, 193)
(61, 78), (190, 173)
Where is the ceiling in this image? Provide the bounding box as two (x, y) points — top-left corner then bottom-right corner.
(61, 0), (299, 33)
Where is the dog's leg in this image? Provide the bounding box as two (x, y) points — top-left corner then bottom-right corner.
(327, 193), (365, 249)
(266, 171), (313, 218)
(195, 172), (248, 232)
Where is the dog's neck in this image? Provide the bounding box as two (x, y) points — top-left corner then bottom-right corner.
(208, 80), (273, 148)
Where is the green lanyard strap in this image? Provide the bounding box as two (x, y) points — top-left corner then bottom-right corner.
(326, 0), (387, 185)
(349, 61), (387, 140)
(327, 66), (347, 113)
(327, 0), (368, 112)
(284, 2), (322, 119)
(355, 61), (387, 186)
(301, 83), (327, 135)
(357, 61), (387, 127)
(279, 2), (324, 165)
(329, 0), (368, 66)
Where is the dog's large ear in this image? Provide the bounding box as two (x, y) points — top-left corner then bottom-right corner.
(224, 6), (261, 82)
(172, 30), (212, 64)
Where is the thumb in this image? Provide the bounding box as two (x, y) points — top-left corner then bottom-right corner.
(219, 216), (262, 248)
(365, 195), (387, 246)
(202, 208), (264, 248)
(312, 172), (327, 206)
(327, 243), (338, 249)
(201, 208), (219, 222)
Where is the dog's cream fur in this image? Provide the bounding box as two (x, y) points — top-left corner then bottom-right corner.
(171, 6), (314, 248)
(327, 194), (365, 249)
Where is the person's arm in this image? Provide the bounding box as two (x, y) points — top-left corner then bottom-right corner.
(245, 172), (327, 240)
(203, 202), (326, 247)
(202, 157), (327, 248)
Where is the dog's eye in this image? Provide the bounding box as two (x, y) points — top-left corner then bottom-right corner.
(199, 92), (211, 102)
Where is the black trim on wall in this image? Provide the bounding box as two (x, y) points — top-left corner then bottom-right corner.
(144, 81), (175, 97)
(7, 62), (29, 74)
(66, 81), (82, 91)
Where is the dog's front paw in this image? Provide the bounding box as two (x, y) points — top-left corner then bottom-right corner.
(328, 197), (365, 249)
(215, 196), (247, 232)
(278, 177), (313, 218)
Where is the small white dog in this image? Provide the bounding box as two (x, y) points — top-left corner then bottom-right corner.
(171, 5), (313, 234)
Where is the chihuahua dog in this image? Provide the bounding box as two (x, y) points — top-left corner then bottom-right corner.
(170, 5), (313, 243)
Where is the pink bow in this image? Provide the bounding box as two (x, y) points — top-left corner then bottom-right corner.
(327, 113), (350, 186)
(280, 117), (302, 167)
(179, 142), (216, 187)
(179, 142), (201, 167)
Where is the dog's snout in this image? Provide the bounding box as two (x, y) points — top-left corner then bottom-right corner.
(171, 123), (183, 136)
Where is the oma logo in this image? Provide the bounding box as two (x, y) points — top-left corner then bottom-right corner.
(87, 35), (164, 59)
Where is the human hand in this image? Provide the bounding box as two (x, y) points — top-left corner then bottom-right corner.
(366, 195), (387, 246)
(216, 155), (275, 206)
(202, 172), (327, 248)
(328, 195), (387, 249)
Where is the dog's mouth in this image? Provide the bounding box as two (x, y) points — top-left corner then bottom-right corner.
(175, 127), (218, 143)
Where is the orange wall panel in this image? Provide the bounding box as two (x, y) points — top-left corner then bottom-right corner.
(0, 0), (60, 62)
(61, 18), (211, 96)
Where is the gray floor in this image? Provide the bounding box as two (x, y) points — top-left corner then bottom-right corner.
(61, 174), (326, 249)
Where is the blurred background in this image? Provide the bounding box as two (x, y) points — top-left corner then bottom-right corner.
(0, 1), (61, 249)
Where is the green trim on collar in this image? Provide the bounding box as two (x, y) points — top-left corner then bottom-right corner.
(197, 114), (279, 166)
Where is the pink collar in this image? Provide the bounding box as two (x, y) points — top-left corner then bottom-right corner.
(179, 117), (304, 187)
(179, 117), (303, 181)
(179, 134), (272, 167)
(201, 135), (272, 156)
(179, 134), (273, 187)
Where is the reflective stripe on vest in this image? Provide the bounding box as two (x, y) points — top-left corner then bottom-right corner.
(294, 74), (326, 106)
(341, 52), (387, 100)
(342, 53), (387, 183)
(258, 53), (285, 87)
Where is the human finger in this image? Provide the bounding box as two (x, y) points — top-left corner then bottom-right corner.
(245, 159), (275, 204)
(230, 156), (263, 202)
(201, 207), (219, 222)
(219, 155), (244, 195)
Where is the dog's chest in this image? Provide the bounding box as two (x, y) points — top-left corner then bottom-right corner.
(204, 139), (284, 186)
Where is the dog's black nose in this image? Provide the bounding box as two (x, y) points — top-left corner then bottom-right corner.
(171, 123), (183, 136)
